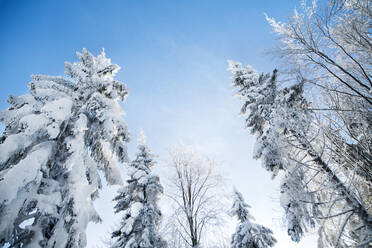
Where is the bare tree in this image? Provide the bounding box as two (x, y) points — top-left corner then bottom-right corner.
(266, 0), (372, 105)
(164, 145), (227, 248)
(160, 215), (189, 248)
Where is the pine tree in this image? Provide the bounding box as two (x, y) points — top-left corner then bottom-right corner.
(227, 61), (284, 177)
(228, 61), (372, 246)
(230, 189), (276, 248)
(111, 132), (166, 248)
(0, 48), (130, 247)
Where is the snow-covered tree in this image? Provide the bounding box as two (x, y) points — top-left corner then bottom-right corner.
(228, 59), (372, 246)
(230, 189), (276, 248)
(260, 0), (372, 246)
(265, 0), (372, 105)
(227, 62), (284, 177)
(111, 132), (166, 248)
(265, 0), (372, 195)
(0, 48), (130, 247)
(227, 61), (311, 242)
(279, 164), (320, 243)
(165, 145), (227, 248)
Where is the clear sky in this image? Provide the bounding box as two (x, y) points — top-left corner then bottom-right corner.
(0, 0), (317, 247)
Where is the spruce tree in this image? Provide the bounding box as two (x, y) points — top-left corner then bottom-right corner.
(227, 61), (284, 176)
(228, 61), (372, 246)
(230, 189), (276, 248)
(228, 61), (320, 242)
(0, 48), (130, 247)
(111, 132), (166, 248)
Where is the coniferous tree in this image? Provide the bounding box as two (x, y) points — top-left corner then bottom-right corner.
(230, 189), (276, 248)
(111, 132), (166, 248)
(0, 48), (130, 247)
(228, 60), (372, 246)
(227, 61), (283, 177)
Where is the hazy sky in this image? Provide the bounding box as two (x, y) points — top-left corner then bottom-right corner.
(0, 1), (317, 247)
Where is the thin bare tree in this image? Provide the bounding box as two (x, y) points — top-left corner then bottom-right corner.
(163, 145), (227, 248)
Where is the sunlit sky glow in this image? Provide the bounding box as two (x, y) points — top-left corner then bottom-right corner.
(0, 1), (317, 247)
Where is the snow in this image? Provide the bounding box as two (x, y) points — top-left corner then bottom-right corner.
(36, 191), (62, 215)
(279, 192), (290, 209)
(0, 100), (36, 126)
(0, 49), (131, 247)
(130, 202), (143, 218)
(111, 135), (166, 248)
(230, 189), (277, 247)
(137, 130), (147, 146)
(19, 217), (35, 229)
(101, 140), (123, 186)
(0, 133), (31, 164)
(42, 97), (73, 123)
(0, 141), (52, 203)
(138, 174), (149, 185)
(122, 217), (134, 235)
(19, 114), (49, 135)
(131, 168), (147, 180)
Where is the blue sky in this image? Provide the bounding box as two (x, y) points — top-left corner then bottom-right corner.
(0, 1), (317, 247)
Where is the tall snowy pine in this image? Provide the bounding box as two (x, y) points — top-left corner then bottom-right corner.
(230, 189), (276, 248)
(227, 61), (284, 177)
(228, 61), (372, 246)
(0, 49), (130, 247)
(111, 132), (166, 248)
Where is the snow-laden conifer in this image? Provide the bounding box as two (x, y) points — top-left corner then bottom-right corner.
(111, 132), (166, 248)
(0, 48), (130, 247)
(228, 61), (321, 242)
(228, 60), (372, 246)
(227, 61), (284, 176)
(230, 189), (276, 248)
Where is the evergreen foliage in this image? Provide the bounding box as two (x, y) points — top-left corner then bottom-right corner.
(0, 49), (130, 247)
(230, 189), (276, 248)
(111, 132), (166, 248)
